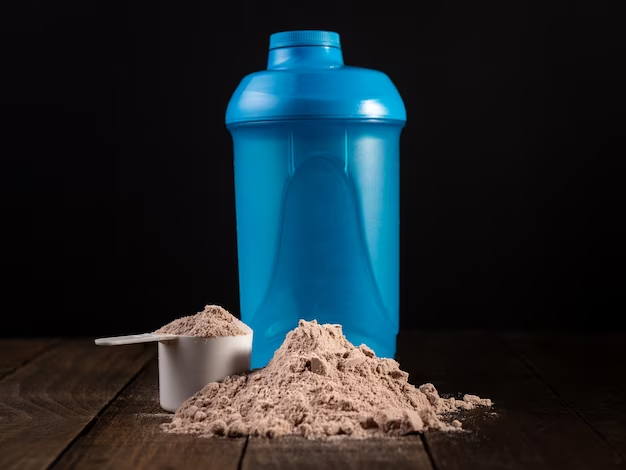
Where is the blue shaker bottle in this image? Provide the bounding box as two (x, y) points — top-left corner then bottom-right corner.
(226, 31), (406, 368)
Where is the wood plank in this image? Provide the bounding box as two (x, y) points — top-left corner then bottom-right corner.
(505, 332), (626, 460)
(52, 359), (246, 470)
(0, 339), (58, 379)
(395, 331), (626, 470)
(0, 339), (154, 470)
(243, 435), (433, 470)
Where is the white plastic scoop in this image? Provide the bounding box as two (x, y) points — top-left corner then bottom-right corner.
(95, 319), (253, 412)
(95, 333), (179, 345)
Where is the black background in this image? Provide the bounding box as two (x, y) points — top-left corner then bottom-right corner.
(2, 1), (624, 337)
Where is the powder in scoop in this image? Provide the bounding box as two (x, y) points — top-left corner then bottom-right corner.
(155, 305), (246, 338)
(162, 319), (492, 439)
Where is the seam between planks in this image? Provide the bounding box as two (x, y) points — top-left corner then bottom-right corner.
(499, 334), (625, 465)
(237, 435), (250, 470)
(44, 355), (154, 470)
(0, 338), (62, 382)
(420, 433), (439, 470)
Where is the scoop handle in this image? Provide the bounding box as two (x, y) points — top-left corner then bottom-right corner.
(94, 333), (178, 346)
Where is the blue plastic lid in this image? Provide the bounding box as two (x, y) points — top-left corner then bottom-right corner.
(269, 30), (341, 49)
(226, 31), (406, 125)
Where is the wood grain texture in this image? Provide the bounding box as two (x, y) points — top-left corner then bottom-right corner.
(2, 334), (625, 470)
(0, 340), (154, 470)
(242, 435), (433, 470)
(505, 332), (626, 461)
(52, 359), (246, 470)
(0, 339), (58, 379)
(396, 331), (626, 470)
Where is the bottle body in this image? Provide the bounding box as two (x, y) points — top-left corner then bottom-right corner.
(230, 119), (401, 367)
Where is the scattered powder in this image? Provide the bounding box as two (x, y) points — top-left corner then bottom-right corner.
(154, 305), (246, 338)
(162, 319), (492, 439)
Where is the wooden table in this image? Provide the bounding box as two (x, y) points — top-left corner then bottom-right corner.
(1, 332), (624, 470)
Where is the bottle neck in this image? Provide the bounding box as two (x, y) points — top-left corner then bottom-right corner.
(267, 46), (344, 70)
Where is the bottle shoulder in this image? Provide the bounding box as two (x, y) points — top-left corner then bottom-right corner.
(226, 66), (406, 124)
